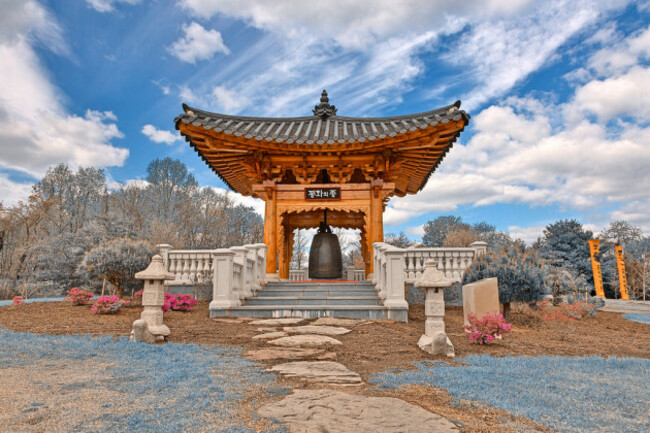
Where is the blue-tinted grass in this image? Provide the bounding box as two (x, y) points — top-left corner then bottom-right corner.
(0, 296), (65, 307)
(370, 355), (650, 433)
(0, 328), (287, 432)
(624, 313), (650, 325)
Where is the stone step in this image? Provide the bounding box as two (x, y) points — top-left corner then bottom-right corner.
(246, 296), (381, 306)
(265, 281), (375, 289)
(257, 289), (378, 298)
(210, 304), (392, 320)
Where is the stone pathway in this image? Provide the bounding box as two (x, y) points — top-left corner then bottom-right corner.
(268, 334), (342, 348)
(283, 325), (351, 336)
(245, 348), (336, 361)
(258, 389), (459, 432)
(251, 331), (288, 340)
(249, 318), (305, 326)
(268, 361), (363, 386)
(249, 317), (459, 431)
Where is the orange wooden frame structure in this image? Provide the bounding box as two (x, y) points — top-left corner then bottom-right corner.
(176, 91), (469, 278)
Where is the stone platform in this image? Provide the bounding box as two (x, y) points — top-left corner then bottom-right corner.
(209, 281), (408, 322)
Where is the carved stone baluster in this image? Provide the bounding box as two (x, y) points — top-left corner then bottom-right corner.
(189, 254), (198, 283)
(182, 255), (190, 282)
(168, 255), (177, 281)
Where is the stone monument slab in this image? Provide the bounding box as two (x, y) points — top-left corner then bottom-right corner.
(462, 277), (500, 326)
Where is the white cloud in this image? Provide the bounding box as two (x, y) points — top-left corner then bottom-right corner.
(507, 225), (545, 245)
(209, 187), (265, 216)
(0, 174), (33, 207)
(572, 66), (650, 122)
(406, 225), (425, 237)
(168, 22), (229, 64)
(85, 0), (140, 13)
(211, 86), (249, 112)
(179, 0), (534, 50)
(142, 124), (181, 145)
(0, 0), (128, 203)
(588, 26), (650, 75)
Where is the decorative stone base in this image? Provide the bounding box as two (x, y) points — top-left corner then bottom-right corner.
(418, 332), (455, 358)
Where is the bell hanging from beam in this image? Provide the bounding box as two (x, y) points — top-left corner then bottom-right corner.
(308, 210), (343, 279)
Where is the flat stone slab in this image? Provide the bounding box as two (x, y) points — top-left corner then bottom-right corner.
(244, 348), (336, 361)
(283, 325), (351, 336)
(252, 331), (288, 340)
(268, 362), (362, 385)
(249, 318), (305, 326)
(211, 318), (248, 324)
(258, 389), (459, 432)
(256, 327), (278, 332)
(268, 334), (342, 348)
(311, 317), (368, 327)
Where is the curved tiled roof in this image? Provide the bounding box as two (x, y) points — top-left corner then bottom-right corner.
(175, 100), (468, 146)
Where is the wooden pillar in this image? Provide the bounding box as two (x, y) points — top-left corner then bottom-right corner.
(263, 181), (277, 274)
(369, 178), (385, 274)
(278, 217), (291, 279)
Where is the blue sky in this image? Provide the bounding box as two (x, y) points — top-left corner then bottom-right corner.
(1, 0), (649, 243)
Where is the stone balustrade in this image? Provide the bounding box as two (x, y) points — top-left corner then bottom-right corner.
(157, 243), (268, 311)
(372, 241), (487, 321)
(289, 269), (308, 281)
(404, 241), (487, 283)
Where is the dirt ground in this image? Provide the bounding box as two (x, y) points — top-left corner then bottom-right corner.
(1, 300), (648, 433)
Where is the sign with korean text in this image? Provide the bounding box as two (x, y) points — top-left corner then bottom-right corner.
(305, 188), (341, 200)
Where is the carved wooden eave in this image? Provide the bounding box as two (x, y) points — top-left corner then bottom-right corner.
(175, 96), (469, 198)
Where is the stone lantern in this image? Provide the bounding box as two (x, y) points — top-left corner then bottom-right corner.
(132, 254), (174, 343)
(414, 259), (455, 357)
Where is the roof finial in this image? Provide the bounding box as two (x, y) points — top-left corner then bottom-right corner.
(313, 89), (337, 118)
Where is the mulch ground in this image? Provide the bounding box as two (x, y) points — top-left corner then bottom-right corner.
(1, 300), (648, 433)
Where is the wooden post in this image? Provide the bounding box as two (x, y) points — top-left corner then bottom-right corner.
(263, 181), (277, 275)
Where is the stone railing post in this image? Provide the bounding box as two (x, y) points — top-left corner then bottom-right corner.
(230, 246), (252, 298)
(470, 241), (488, 257)
(255, 243), (268, 286)
(132, 255), (174, 343)
(156, 244), (173, 268)
(346, 266), (355, 281)
(383, 246), (408, 322)
(244, 244), (260, 293)
(210, 249), (240, 310)
(415, 259), (454, 357)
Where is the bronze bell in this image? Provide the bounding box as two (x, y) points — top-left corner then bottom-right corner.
(308, 210), (342, 279)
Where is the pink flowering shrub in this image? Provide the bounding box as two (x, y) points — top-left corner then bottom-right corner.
(134, 289), (143, 299)
(464, 312), (512, 345)
(12, 296), (25, 305)
(91, 296), (130, 314)
(65, 287), (94, 305)
(162, 293), (197, 313)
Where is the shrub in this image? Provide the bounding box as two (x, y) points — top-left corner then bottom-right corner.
(65, 287), (94, 305)
(134, 289), (143, 299)
(464, 312), (512, 345)
(463, 247), (547, 318)
(76, 237), (155, 297)
(91, 296), (130, 314)
(12, 296), (25, 305)
(162, 293), (197, 313)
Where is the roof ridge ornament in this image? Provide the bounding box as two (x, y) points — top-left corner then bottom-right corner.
(312, 89), (337, 118)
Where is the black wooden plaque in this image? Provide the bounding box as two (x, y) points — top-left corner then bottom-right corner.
(305, 188), (341, 200)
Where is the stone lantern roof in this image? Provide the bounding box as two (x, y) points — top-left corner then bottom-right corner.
(135, 255), (175, 281)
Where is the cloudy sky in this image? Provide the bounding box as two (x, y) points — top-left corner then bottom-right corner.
(1, 0), (649, 243)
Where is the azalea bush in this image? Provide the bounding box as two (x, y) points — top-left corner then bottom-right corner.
(12, 296), (25, 305)
(464, 312), (512, 345)
(162, 293), (197, 313)
(65, 287), (94, 305)
(91, 296), (130, 314)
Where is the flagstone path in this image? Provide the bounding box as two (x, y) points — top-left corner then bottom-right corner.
(258, 389), (459, 432)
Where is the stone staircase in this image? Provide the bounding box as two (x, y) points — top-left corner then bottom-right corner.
(210, 281), (395, 320)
